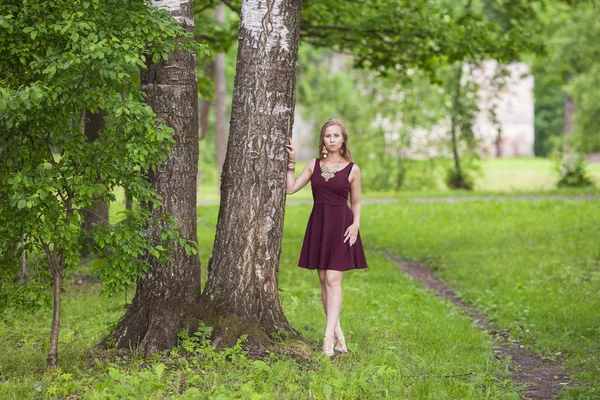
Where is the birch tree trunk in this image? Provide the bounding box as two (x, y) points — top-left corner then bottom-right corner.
(200, 0), (302, 346)
(99, 0), (200, 354)
(564, 94), (576, 136)
(214, 4), (228, 189)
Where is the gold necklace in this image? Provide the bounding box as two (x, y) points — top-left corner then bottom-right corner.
(321, 158), (343, 182)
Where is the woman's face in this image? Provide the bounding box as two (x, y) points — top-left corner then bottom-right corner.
(323, 124), (344, 153)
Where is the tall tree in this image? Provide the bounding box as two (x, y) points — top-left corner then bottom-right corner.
(200, 0), (302, 345)
(214, 4), (228, 187)
(0, 0), (193, 365)
(99, 0), (201, 354)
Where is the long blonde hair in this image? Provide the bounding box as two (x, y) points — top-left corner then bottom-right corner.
(318, 118), (353, 161)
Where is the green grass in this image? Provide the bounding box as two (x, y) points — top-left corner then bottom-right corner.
(1, 205), (519, 399)
(2, 157), (599, 398)
(475, 157), (600, 191)
(361, 200), (600, 399)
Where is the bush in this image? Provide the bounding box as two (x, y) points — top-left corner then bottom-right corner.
(552, 138), (595, 188)
(445, 167), (475, 190)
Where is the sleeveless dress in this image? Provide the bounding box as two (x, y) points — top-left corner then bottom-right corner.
(298, 159), (368, 271)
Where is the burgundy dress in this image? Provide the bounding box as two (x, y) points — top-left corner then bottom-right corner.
(298, 159), (368, 271)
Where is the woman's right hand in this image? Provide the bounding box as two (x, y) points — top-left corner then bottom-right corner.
(285, 137), (296, 162)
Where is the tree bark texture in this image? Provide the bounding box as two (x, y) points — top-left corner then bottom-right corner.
(99, 0), (200, 354)
(202, 0), (303, 337)
(214, 4), (228, 188)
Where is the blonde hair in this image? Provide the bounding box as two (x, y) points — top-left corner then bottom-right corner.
(318, 119), (353, 161)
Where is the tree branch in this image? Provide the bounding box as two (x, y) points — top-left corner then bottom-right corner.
(219, 0), (240, 13)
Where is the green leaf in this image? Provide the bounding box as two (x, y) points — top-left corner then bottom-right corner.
(153, 363), (166, 380)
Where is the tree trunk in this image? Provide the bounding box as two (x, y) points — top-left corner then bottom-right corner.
(214, 4), (228, 190)
(564, 94), (576, 136)
(199, 61), (214, 140)
(447, 0), (472, 190)
(46, 268), (63, 367)
(98, 0), (201, 354)
(449, 63), (468, 189)
(82, 110), (109, 242)
(201, 0), (302, 346)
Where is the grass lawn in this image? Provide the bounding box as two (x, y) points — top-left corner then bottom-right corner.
(2, 156), (599, 398)
(362, 199), (600, 399)
(1, 205), (520, 399)
(475, 157), (600, 192)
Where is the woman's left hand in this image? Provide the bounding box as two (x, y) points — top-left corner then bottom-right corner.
(343, 224), (359, 246)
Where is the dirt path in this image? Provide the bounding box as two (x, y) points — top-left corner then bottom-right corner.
(385, 252), (571, 399)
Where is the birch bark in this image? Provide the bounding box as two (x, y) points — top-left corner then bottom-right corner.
(202, 0), (303, 339)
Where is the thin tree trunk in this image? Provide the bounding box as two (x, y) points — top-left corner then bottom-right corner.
(12, 234), (27, 282)
(564, 94), (576, 136)
(495, 131), (503, 158)
(447, 0), (472, 189)
(21, 235), (26, 276)
(98, 0), (200, 354)
(450, 63), (465, 187)
(46, 268), (63, 367)
(201, 0), (302, 346)
(82, 110), (109, 237)
(214, 4), (228, 190)
(198, 62), (213, 195)
(199, 62), (214, 140)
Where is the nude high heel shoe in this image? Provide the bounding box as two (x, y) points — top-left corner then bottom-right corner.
(322, 336), (335, 356)
(334, 334), (348, 353)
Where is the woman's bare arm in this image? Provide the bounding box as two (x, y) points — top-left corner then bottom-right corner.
(344, 165), (362, 246)
(285, 138), (314, 195)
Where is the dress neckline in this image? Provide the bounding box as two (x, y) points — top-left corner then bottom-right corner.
(318, 160), (352, 172)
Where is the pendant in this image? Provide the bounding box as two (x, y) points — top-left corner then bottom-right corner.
(321, 164), (339, 182)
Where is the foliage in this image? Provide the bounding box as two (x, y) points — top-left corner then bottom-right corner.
(193, 1), (238, 100)
(296, 45), (451, 192)
(568, 64), (600, 154)
(443, 62), (484, 190)
(196, 0), (549, 194)
(530, 2), (600, 154)
(0, 0), (202, 347)
(531, 64), (564, 157)
(197, 0), (541, 79)
(551, 137), (595, 188)
(296, 45), (493, 192)
(300, 0), (542, 79)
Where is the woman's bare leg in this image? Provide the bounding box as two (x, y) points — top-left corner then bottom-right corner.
(318, 270), (345, 339)
(322, 270), (344, 353)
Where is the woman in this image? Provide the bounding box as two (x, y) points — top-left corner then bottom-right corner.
(285, 118), (368, 356)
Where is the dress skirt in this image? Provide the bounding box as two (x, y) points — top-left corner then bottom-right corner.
(298, 160), (368, 271)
